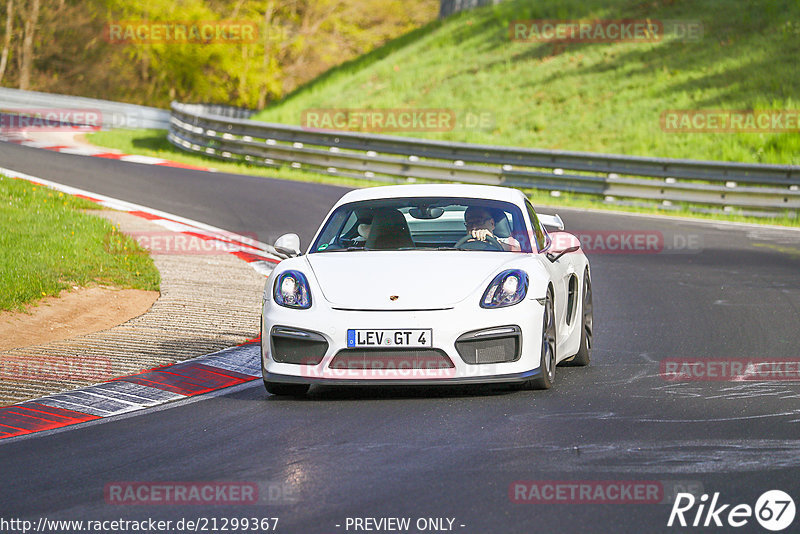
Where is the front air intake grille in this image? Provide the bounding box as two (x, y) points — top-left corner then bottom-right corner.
(455, 325), (521, 364)
(270, 326), (328, 365)
(330, 349), (454, 370)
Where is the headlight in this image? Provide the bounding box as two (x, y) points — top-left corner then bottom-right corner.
(273, 270), (312, 309)
(481, 270), (529, 308)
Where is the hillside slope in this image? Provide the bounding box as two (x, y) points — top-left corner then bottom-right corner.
(254, 0), (800, 164)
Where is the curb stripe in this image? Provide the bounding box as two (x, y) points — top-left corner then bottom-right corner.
(0, 404), (101, 438)
(127, 210), (162, 220)
(1, 132), (214, 171)
(118, 362), (254, 396)
(0, 344), (263, 441)
(241, 334), (262, 346)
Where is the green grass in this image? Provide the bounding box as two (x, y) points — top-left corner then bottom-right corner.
(87, 128), (799, 228)
(253, 0), (800, 165)
(0, 174), (160, 312)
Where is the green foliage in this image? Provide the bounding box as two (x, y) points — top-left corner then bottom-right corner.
(0, 0), (438, 108)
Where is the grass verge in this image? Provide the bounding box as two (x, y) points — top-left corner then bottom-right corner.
(0, 174), (160, 312)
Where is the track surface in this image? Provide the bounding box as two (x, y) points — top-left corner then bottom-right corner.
(2, 141), (800, 533)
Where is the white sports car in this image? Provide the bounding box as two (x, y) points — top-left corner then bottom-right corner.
(261, 184), (592, 395)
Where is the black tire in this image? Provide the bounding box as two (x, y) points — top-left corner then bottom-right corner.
(263, 381), (310, 396)
(527, 287), (556, 390)
(561, 269), (592, 367)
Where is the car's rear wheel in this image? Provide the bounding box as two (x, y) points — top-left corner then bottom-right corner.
(263, 381), (310, 396)
(527, 287), (556, 390)
(561, 269), (592, 367)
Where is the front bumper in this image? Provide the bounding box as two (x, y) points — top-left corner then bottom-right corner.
(261, 296), (545, 385)
(262, 368), (543, 386)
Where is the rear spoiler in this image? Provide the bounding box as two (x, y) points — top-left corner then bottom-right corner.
(538, 213), (564, 231)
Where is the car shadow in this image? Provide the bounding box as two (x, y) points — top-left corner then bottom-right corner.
(262, 382), (523, 401)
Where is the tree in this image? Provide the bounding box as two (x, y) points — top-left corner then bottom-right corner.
(0, 0), (13, 84)
(19, 0), (41, 90)
(1, 0), (438, 108)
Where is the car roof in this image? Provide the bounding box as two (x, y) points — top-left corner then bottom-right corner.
(332, 184), (528, 209)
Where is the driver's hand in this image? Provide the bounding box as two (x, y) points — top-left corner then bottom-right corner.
(470, 229), (492, 241)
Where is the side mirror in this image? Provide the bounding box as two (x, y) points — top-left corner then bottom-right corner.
(274, 233), (301, 257)
(546, 231), (580, 262)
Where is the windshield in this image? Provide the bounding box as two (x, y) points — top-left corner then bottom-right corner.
(310, 197), (533, 253)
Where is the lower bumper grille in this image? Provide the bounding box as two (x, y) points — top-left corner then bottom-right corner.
(455, 325), (521, 364)
(330, 349), (454, 370)
(271, 326), (328, 365)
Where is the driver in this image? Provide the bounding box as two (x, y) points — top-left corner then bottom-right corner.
(463, 206), (521, 251)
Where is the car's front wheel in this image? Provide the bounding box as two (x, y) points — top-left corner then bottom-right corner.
(263, 381), (310, 396)
(527, 287), (556, 390)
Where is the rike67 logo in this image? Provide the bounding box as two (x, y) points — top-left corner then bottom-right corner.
(668, 490), (795, 531)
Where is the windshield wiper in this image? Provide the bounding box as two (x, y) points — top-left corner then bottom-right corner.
(318, 246), (367, 252)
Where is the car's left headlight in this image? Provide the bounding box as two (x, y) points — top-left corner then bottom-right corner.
(273, 270), (312, 309)
(481, 269), (529, 308)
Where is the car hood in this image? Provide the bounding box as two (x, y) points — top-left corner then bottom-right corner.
(306, 251), (522, 310)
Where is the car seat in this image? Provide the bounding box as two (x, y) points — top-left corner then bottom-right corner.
(365, 208), (415, 250)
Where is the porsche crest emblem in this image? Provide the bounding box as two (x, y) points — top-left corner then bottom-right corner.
(389, 295), (399, 301)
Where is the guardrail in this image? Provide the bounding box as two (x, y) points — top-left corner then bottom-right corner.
(168, 102), (800, 217)
(0, 87), (169, 129)
(439, 0), (503, 18)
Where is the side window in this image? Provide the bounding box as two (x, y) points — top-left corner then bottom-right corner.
(525, 200), (547, 252)
(312, 209), (349, 250)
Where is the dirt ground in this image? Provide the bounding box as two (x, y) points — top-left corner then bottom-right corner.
(0, 286), (159, 352)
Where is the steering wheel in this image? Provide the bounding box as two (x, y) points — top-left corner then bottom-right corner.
(454, 233), (505, 251)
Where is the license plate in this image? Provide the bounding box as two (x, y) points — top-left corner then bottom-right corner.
(347, 329), (432, 348)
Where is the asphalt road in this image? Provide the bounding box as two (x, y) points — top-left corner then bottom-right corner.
(2, 141), (800, 533)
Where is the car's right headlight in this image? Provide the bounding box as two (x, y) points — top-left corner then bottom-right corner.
(273, 270), (312, 309)
(481, 269), (529, 308)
